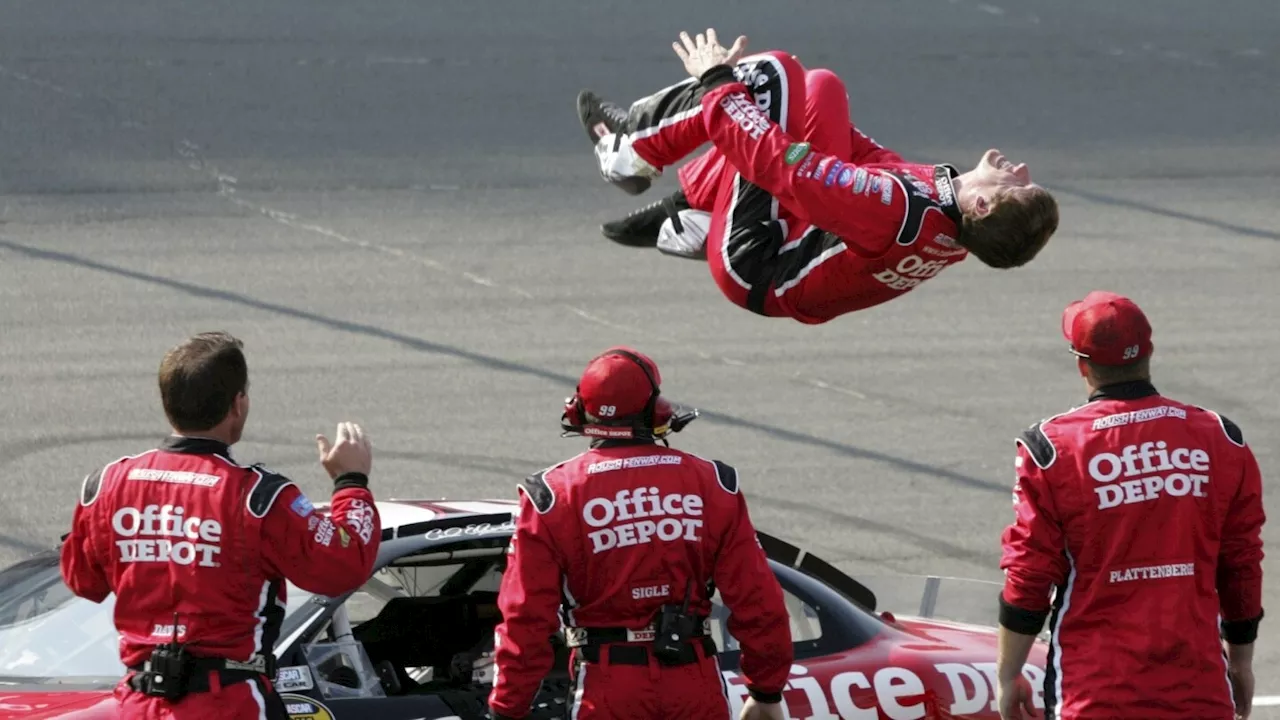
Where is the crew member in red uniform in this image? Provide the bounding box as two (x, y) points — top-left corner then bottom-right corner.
(576, 30), (1059, 325)
(487, 346), (793, 720)
(995, 292), (1265, 720)
(60, 332), (382, 720)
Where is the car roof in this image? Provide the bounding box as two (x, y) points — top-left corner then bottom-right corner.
(314, 498), (516, 531)
(312, 498), (519, 568)
(370, 498), (516, 531)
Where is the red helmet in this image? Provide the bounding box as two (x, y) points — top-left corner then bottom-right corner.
(560, 346), (698, 440)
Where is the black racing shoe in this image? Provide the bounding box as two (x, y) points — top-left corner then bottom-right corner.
(577, 89), (652, 196)
(601, 190), (690, 248)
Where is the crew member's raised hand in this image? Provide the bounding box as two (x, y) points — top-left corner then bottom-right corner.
(317, 422), (373, 479)
(673, 28), (748, 79)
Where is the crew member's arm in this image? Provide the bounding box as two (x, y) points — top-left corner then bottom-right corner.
(996, 435), (1068, 685)
(696, 66), (904, 257)
(489, 476), (566, 720)
(59, 469), (111, 603)
(260, 473), (381, 597)
(708, 461), (793, 704)
(1217, 424), (1265, 647)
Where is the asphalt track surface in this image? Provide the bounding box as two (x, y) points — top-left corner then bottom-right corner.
(2, 0), (1278, 708)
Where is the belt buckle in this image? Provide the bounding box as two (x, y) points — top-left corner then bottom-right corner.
(565, 628), (589, 648)
(224, 655), (266, 673)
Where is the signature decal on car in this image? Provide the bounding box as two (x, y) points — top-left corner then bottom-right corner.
(424, 520), (516, 541)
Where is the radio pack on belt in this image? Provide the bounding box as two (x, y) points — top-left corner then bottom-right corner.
(136, 613), (192, 701)
(652, 580), (700, 666)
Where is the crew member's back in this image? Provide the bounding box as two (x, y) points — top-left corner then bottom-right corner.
(60, 332), (380, 720)
(489, 345), (792, 720)
(67, 437), (374, 668)
(999, 292), (1264, 720)
(1011, 390), (1263, 716)
(534, 441), (777, 641)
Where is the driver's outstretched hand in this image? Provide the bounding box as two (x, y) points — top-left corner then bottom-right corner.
(673, 28), (748, 79)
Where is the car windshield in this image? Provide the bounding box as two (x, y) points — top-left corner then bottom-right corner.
(0, 554), (318, 679)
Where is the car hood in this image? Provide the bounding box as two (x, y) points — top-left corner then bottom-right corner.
(0, 690), (117, 718)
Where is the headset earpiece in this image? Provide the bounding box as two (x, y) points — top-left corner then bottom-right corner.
(560, 385), (589, 434)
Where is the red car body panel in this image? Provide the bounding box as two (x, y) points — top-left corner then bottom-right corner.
(0, 694), (116, 719)
(723, 616), (1049, 719)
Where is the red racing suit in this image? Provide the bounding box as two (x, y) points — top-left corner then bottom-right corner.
(999, 381), (1265, 720)
(60, 435), (381, 720)
(624, 51), (969, 324)
(488, 440), (793, 719)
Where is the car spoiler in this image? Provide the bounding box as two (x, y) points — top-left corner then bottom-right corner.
(757, 531), (877, 612)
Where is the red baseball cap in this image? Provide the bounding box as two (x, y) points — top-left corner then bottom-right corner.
(1061, 291), (1153, 366)
(577, 346), (663, 420)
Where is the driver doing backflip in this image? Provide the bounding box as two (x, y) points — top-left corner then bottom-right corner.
(577, 30), (1060, 325)
(487, 346), (793, 720)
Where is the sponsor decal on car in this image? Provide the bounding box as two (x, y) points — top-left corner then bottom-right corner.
(785, 142), (811, 165)
(275, 665), (314, 692)
(0, 697), (53, 711)
(280, 694), (335, 720)
(721, 661), (1047, 718)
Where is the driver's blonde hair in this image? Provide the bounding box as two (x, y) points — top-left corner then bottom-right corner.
(957, 186), (1059, 269)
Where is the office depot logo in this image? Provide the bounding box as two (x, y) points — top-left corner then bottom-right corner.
(582, 488), (703, 554)
(1087, 442), (1210, 509)
(113, 504), (222, 567)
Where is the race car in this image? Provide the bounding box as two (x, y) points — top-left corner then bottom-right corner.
(0, 499), (1049, 719)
